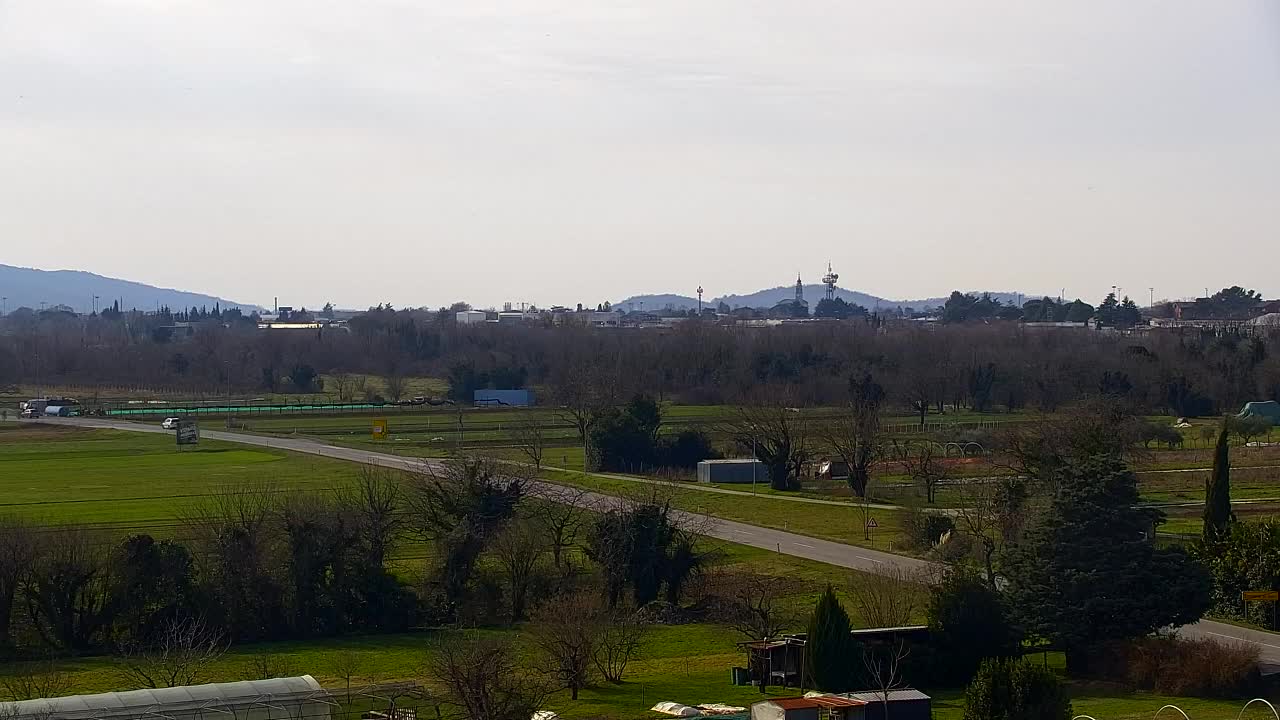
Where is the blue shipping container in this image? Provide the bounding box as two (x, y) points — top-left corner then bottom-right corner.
(474, 389), (534, 407)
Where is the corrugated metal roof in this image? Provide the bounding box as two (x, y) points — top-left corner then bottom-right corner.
(0, 676), (326, 720)
(809, 697), (866, 709)
(849, 625), (929, 636)
(841, 690), (931, 703)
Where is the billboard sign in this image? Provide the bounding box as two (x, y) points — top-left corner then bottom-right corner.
(372, 418), (389, 440)
(176, 419), (200, 446)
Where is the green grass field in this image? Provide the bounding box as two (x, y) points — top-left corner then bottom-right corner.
(0, 424), (361, 529)
(6, 421), (1280, 718)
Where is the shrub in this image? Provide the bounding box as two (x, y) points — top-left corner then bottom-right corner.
(963, 658), (1071, 720)
(901, 506), (954, 549)
(1096, 635), (1260, 698)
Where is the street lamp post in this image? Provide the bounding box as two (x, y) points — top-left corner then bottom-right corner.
(751, 438), (757, 495)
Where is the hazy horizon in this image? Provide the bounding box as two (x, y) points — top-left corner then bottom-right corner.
(3, 1), (1278, 310)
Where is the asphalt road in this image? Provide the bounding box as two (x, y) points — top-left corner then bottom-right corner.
(25, 417), (1280, 667)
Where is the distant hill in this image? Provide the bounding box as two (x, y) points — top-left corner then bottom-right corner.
(0, 264), (262, 314)
(714, 285), (893, 310)
(618, 287), (1033, 312)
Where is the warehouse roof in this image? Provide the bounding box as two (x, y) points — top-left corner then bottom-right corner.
(0, 676), (329, 720)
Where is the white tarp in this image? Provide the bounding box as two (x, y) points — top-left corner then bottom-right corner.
(652, 702), (702, 717)
(699, 704), (746, 715)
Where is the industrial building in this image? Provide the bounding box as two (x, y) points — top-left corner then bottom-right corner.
(697, 458), (767, 484)
(0, 676), (335, 720)
(456, 309), (488, 325)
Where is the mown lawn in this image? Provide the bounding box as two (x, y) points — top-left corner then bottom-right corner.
(0, 424), (361, 529)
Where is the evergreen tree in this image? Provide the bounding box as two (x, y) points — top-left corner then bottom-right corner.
(1095, 292), (1119, 326)
(928, 568), (1021, 684)
(1003, 455), (1211, 674)
(1204, 419), (1235, 543)
(804, 585), (856, 692)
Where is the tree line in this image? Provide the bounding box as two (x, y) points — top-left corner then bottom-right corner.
(2, 292), (1277, 420)
(0, 458), (714, 688)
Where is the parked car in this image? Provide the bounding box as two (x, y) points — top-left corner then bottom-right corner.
(161, 417), (182, 430)
(19, 408), (39, 419)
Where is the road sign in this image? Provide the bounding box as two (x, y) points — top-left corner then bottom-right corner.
(865, 518), (879, 529)
(176, 419), (199, 446)
(1243, 590), (1279, 602)
(372, 418), (388, 440)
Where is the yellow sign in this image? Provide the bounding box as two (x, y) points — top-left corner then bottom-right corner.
(1242, 590), (1279, 602)
(372, 418), (388, 440)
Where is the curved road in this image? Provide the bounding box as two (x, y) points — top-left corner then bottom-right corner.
(26, 417), (1279, 668)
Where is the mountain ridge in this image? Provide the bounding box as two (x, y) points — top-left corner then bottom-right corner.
(0, 264), (262, 314)
(618, 286), (1033, 311)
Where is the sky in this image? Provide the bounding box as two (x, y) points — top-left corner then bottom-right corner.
(1, 1), (1278, 310)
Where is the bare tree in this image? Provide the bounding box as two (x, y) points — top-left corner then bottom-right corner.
(509, 415), (549, 469)
(490, 519), (545, 622)
(327, 649), (370, 709)
(331, 372), (354, 402)
(710, 570), (800, 640)
(182, 481), (284, 641)
(528, 592), (604, 700)
(0, 517), (36, 649)
(404, 457), (530, 606)
(848, 566), (922, 629)
(384, 373), (407, 403)
(821, 374), (886, 498)
(1199, 425), (1218, 449)
(952, 481), (1002, 588)
(24, 528), (116, 652)
(528, 485), (589, 572)
(593, 609), (649, 684)
(862, 639), (911, 720)
(550, 363), (614, 471)
(894, 441), (948, 504)
(115, 616), (227, 688)
(429, 636), (551, 720)
(240, 653), (298, 680)
(723, 401), (811, 491)
(0, 657), (71, 701)
(345, 465), (404, 568)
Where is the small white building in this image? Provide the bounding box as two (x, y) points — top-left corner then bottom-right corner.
(456, 310), (488, 325)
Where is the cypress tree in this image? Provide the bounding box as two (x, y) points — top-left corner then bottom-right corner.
(1204, 419), (1235, 543)
(804, 585), (855, 692)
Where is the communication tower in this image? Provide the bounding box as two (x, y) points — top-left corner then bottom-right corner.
(822, 262), (839, 302)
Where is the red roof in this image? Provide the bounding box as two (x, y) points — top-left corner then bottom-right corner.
(810, 697), (867, 709)
(769, 699), (820, 710)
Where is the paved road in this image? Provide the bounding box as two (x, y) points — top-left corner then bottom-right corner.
(26, 417), (1279, 666)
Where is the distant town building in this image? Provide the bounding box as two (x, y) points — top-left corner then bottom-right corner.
(456, 310), (488, 325)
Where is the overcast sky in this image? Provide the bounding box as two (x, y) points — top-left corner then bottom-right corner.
(2, 1), (1278, 310)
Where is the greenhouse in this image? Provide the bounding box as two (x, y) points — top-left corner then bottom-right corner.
(0, 676), (335, 720)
